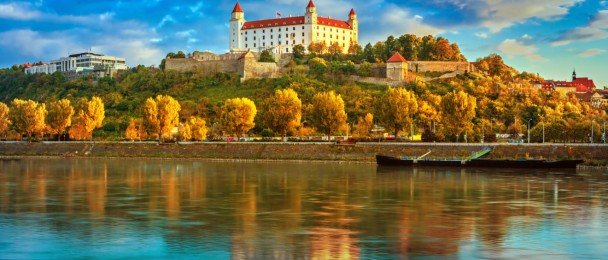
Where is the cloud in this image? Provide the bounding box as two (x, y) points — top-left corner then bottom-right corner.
(360, 4), (444, 44)
(577, 48), (606, 58)
(475, 32), (488, 38)
(552, 27), (608, 46)
(497, 38), (548, 62)
(476, 0), (583, 33)
(0, 2), (42, 20)
(553, 9), (608, 46)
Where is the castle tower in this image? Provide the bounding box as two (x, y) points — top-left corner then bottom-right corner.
(386, 52), (408, 81)
(230, 2), (246, 52)
(305, 0), (317, 24)
(348, 8), (358, 32)
(572, 69), (577, 81)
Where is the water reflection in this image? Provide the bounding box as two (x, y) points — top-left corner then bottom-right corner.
(1, 158), (608, 259)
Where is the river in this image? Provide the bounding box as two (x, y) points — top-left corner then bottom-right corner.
(1, 158), (608, 259)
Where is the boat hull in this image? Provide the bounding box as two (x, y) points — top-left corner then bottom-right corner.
(376, 155), (583, 169)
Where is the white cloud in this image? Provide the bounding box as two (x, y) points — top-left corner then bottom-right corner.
(360, 5), (444, 43)
(577, 48), (606, 58)
(476, 0), (583, 33)
(475, 32), (488, 38)
(552, 27), (608, 46)
(497, 38), (548, 62)
(0, 2), (42, 20)
(590, 10), (608, 28)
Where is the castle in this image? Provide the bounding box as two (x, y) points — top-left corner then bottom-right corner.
(229, 0), (358, 54)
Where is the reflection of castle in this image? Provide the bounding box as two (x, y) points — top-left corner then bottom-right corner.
(229, 1), (358, 54)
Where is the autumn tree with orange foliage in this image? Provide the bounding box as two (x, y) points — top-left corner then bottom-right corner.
(46, 99), (74, 141)
(221, 98), (257, 140)
(9, 99), (47, 141)
(262, 88), (302, 140)
(310, 91), (347, 140)
(143, 95), (181, 144)
(69, 97), (105, 140)
(0, 102), (10, 138)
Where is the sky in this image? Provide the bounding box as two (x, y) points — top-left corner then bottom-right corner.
(0, 0), (607, 87)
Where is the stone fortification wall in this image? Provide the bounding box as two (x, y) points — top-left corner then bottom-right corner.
(165, 58), (240, 75)
(240, 59), (278, 80)
(408, 61), (474, 73)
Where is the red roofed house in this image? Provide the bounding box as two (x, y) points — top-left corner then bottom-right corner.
(229, 0), (358, 54)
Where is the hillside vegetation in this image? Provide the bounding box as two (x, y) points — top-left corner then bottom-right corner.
(1, 34), (606, 143)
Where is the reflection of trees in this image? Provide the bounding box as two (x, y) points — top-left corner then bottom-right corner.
(1, 160), (607, 258)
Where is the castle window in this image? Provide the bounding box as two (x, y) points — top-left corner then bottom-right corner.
(279, 41), (281, 45)
(245, 37), (248, 41)
(254, 31), (256, 34)
(286, 27), (289, 31)
(271, 35), (273, 39)
(271, 42), (274, 45)
(286, 34), (288, 38)
(254, 36), (256, 41)
(302, 32), (304, 36)
(271, 29), (273, 32)
(245, 44), (248, 48)
(279, 28), (281, 32)
(302, 39), (304, 44)
(302, 26), (304, 29)
(286, 48), (289, 52)
(254, 43), (256, 47)
(293, 27), (295, 30)
(263, 42), (266, 47)
(263, 30), (265, 33)
(293, 40), (295, 44)
(279, 34), (281, 38)
(263, 36), (265, 40)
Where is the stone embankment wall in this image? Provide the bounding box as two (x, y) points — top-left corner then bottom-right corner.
(1, 143), (606, 162)
(165, 58), (240, 75)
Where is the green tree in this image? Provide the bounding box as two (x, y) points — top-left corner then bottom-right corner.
(308, 57), (327, 77)
(263, 88), (302, 140)
(46, 99), (75, 141)
(441, 91), (477, 142)
(221, 98), (257, 140)
(377, 87), (418, 138)
(259, 50), (275, 62)
(310, 91), (347, 140)
(293, 44), (306, 60)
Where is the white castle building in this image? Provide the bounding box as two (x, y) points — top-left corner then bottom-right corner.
(229, 0), (358, 54)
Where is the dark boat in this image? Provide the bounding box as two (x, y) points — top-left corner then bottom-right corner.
(376, 155), (584, 169)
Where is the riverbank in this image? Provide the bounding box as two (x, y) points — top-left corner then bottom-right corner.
(1, 142), (607, 165)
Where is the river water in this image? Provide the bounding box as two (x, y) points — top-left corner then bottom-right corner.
(1, 158), (608, 259)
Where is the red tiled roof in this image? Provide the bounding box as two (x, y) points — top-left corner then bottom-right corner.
(387, 52), (407, 63)
(307, 0), (315, 8)
(242, 16), (306, 30)
(349, 8), (356, 16)
(317, 17), (351, 29)
(242, 16), (352, 30)
(232, 2), (243, 13)
(573, 77), (596, 92)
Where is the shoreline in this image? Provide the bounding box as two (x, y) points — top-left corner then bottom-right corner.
(1, 142), (608, 168)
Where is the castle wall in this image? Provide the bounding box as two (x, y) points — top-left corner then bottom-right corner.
(165, 58), (240, 75)
(240, 58), (278, 81)
(408, 61), (473, 73)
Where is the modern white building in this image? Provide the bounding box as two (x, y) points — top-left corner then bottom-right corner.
(229, 0), (358, 54)
(50, 52), (127, 73)
(24, 62), (57, 75)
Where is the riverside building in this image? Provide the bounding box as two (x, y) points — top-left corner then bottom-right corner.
(229, 0), (358, 54)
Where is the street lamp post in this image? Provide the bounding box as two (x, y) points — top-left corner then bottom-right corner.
(527, 119), (532, 144)
(542, 122), (545, 144)
(604, 120), (606, 144)
(591, 120), (594, 144)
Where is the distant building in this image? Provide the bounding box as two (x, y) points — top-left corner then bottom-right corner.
(24, 61), (57, 75)
(50, 52), (127, 73)
(229, 0), (358, 54)
(538, 70), (597, 93)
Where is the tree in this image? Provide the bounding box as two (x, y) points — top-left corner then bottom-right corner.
(348, 43), (362, 56)
(363, 43), (374, 62)
(354, 113), (373, 138)
(357, 61), (372, 77)
(46, 99), (74, 141)
(441, 91), (477, 142)
(0, 102), (9, 138)
(142, 95), (181, 144)
(308, 42), (327, 54)
(179, 122), (192, 141)
(376, 87), (418, 138)
(221, 98), (257, 140)
(9, 99), (47, 141)
(189, 116), (208, 141)
(310, 91), (347, 140)
(293, 44), (306, 60)
(328, 42), (343, 55)
(308, 57), (327, 77)
(125, 118), (146, 141)
(69, 97), (105, 140)
(263, 88), (302, 140)
(259, 50), (275, 62)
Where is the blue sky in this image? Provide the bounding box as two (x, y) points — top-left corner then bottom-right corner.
(1, 0), (607, 87)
